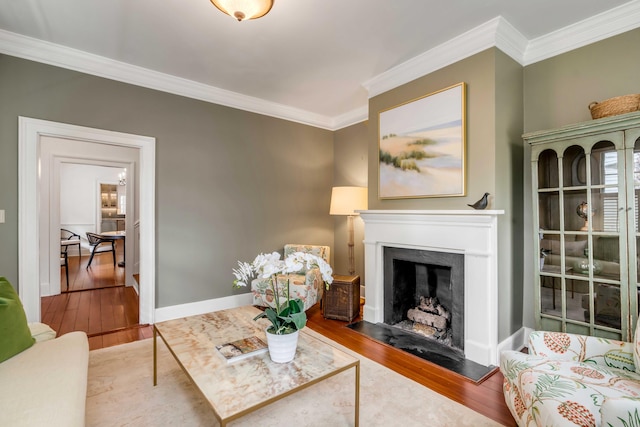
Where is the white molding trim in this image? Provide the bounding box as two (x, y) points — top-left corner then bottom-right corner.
(0, 29), (335, 131)
(497, 326), (534, 361)
(18, 117), (156, 325)
(3, 4), (640, 130)
(364, 4), (640, 98)
(155, 294), (253, 323)
(331, 105), (369, 130)
(363, 17), (519, 98)
(524, 0), (640, 65)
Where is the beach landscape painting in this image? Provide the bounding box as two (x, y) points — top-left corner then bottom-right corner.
(379, 83), (466, 199)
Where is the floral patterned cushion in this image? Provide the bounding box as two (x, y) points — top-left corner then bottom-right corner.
(284, 244), (330, 263)
(251, 245), (330, 312)
(501, 331), (640, 426)
(251, 270), (323, 312)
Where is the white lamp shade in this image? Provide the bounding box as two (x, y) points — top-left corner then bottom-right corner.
(210, 0), (274, 21)
(330, 186), (368, 215)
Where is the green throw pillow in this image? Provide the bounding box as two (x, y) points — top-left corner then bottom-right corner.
(0, 277), (35, 362)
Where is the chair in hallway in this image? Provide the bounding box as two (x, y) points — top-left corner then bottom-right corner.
(61, 228), (82, 258)
(85, 232), (116, 269)
(60, 245), (69, 290)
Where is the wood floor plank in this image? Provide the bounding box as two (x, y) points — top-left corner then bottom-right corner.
(88, 289), (103, 335)
(305, 304), (516, 427)
(99, 288), (117, 332)
(75, 291), (91, 333)
(88, 335), (103, 351)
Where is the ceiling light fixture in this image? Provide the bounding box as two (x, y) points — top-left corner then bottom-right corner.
(210, 0), (274, 21)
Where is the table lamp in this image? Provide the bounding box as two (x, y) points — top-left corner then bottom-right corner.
(330, 186), (368, 275)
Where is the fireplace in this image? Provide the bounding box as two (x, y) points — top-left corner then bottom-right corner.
(384, 247), (464, 354)
(360, 210), (503, 367)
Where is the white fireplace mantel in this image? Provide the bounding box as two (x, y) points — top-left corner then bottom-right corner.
(359, 209), (504, 367)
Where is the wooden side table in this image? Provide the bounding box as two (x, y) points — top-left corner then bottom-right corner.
(322, 275), (360, 322)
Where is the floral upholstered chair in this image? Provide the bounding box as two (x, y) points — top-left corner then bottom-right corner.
(251, 244), (330, 312)
(500, 327), (640, 426)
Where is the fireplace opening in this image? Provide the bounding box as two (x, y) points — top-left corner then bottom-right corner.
(383, 247), (464, 354)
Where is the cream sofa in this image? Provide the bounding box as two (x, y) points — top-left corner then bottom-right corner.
(0, 323), (89, 427)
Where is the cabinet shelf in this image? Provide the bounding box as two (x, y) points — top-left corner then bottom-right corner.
(525, 111), (640, 341)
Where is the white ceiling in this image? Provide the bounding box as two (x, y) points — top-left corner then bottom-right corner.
(0, 0), (639, 129)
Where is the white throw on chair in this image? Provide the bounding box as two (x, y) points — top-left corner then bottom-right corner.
(60, 228), (81, 258)
(85, 232), (116, 269)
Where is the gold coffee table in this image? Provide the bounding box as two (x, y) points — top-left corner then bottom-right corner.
(153, 305), (360, 426)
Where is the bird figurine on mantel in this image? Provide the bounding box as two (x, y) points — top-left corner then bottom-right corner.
(468, 192), (490, 210)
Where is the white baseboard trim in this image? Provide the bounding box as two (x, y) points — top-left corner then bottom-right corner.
(40, 282), (50, 297)
(154, 293), (253, 323)
(497, 326), (534, 358)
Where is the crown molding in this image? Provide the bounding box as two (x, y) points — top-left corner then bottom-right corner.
(494, 17), (529, 64)
(364, 2), (640, 98)
(331, 105), (368, 130)
(1, 1), (639, 131)
(0, 29), (336, 130)
(523, 0), (640, 65)
(363, 17), (524, 98)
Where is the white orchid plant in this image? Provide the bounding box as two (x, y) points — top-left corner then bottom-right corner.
(233, 251), (333, 335)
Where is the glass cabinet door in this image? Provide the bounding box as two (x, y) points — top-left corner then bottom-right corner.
(627, 135), (640, 339)
(535, 135), (627, 339)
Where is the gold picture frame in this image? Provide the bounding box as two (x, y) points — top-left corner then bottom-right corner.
(378, 82), (466, 199)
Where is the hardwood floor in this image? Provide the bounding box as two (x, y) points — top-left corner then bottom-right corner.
(62, 241), (125, 292)
(45, 254), (515, 426)
(43, 242), (151, 350)
(305, 303), (516, 427)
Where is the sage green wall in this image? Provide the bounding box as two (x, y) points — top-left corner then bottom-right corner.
(367, 48), (525, 341)
(368, 49), (498, 211)
(495, 50), (525, 339)
(522, 28), (640, 328)
(333, 121), (369, 280)
(0, 54), (334, 307)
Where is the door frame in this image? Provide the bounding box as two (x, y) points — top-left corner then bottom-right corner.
(18, 117), (156, 324)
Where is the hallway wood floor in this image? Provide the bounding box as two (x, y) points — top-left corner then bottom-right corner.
(43, 243), (151, 350)
(44, 253), (515, 426)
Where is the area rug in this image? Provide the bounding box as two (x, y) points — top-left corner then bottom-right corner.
(86, 329), (502, 426)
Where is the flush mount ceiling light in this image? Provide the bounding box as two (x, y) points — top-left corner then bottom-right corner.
(210, 0), (274, 21)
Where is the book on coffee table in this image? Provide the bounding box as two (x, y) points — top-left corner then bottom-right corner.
(215, 336), (268, 363)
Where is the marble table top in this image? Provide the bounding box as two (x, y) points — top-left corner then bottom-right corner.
(154, 305), (359, 424)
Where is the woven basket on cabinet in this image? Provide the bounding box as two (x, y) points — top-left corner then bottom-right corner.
(589, 94), (640, 119)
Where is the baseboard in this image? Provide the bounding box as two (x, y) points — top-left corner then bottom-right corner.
(154, 293), (253, 323)
(497, 326), (534, 357)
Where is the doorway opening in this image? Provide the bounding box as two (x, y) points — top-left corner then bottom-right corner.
(18, 117), (156, 326)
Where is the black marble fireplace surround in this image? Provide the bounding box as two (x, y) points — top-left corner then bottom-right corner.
(383, 246), (465, 353)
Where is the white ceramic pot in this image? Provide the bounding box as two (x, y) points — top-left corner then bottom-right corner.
(265, 329), (299, 363)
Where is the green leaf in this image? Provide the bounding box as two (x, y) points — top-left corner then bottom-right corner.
(533, 374), (576, 401)
(290, 311), (307, 330)
(290, 298), (304, 313)
(610, 408), (640, 427)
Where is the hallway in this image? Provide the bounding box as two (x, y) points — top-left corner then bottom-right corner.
(42, 242), (152, 350)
